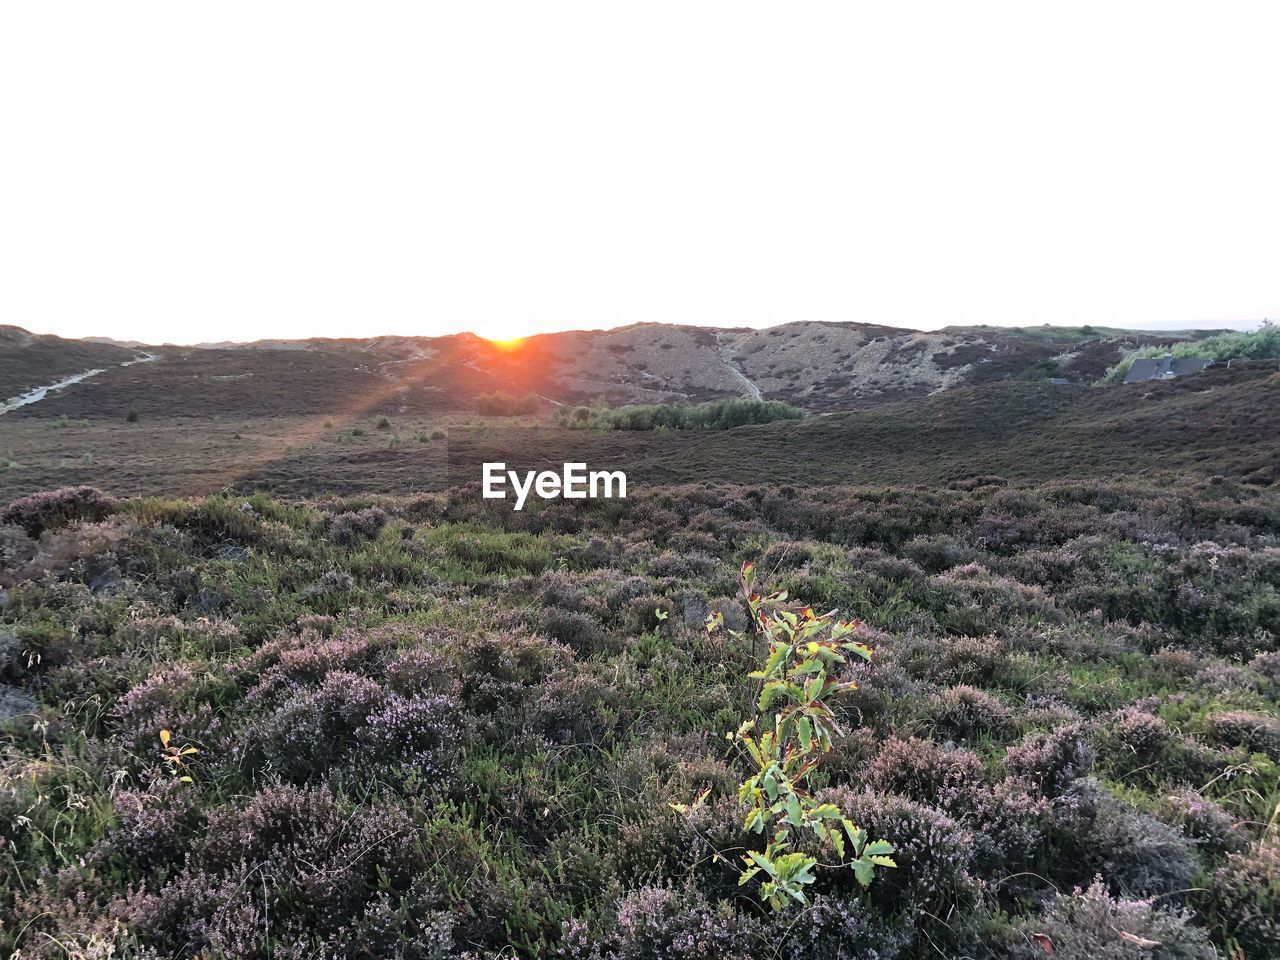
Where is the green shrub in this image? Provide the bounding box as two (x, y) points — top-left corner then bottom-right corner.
(558, 398), (805, 431)
(1105, 323), (1280, 382)
(676, 561), (894, 910)
(476, 392), (539, 416)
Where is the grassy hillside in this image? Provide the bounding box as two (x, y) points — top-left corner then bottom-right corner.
(1, 361), (1275, 501)
(0, 321), (1216, 422)
(0, 326), (140, 399)
(2, 480), (1278, 957)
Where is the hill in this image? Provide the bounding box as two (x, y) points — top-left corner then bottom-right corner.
(0, 359), (1274, 501)
(0, 321), (1216, 418)
(0, 326), (143, 400)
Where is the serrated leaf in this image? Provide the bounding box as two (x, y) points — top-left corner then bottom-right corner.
(747, 851), (777, 877)
(852, 859), (875, 886)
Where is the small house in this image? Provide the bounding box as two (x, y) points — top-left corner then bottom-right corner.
(1123, 355), (1212, 384)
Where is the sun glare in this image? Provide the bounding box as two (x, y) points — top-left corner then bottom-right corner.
(485, 337), (525, 352)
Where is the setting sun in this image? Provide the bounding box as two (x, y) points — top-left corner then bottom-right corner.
(484, 336), (526, 352)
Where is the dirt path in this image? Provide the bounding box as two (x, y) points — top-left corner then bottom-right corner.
(0, 353), (157, 416)
(714, 332), (763, 400)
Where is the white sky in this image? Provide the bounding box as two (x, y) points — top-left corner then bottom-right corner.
(2, 3), (1277, 345)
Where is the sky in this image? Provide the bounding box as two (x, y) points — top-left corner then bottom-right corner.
(1, 3), (1277, 346)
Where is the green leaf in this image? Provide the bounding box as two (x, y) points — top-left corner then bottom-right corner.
(830, 829), (846, 860)
(852, 859), (875, 886)
(747, 851), (777, 877)
(784, 793), (804, 827)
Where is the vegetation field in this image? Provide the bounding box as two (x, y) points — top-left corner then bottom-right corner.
(2, 477), (1279, 958)
(1, 362), (1276, 501)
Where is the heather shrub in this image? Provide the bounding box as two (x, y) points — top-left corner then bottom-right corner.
(476, 391), (539, 416)
(845, 545), (926, 584)
(1250, 650), (1280, 685)
(1207, 709), (1280, 758)
(621, 594), (674, 635)
(448, 631), (574, 734)
(1201, 840), (1280, 956)
(533, 672), (623, 746)
(330, 878), (456, 959)
(928, 564), (1056, 632)
(1151, 788), (1246, 858)
(957, 777), (1052, 878)
(863, 737), (986, 800)
(901, 535), (979, 574)
(1079, 795), (1198, 898)
(534, 569), (599, 613)
(243, 671), (461, 781)
(822, 788), (974, 911)
(537, 607), (610, 654)
(611, 886), (751, 960)
(1004, 723), (1094, 798)
(0, 522), (35, 573)
(0, 485), (116, 537)
(1005, 879), (1215, 959)
(929, 684), (1015, 740)
(134, 784), (427, 956)
(326, 505), (390, 544)
(761, 894), (915, 960)
(904, 633), (1012, 686)
(239, 625), (396, 696)
(112, 663), (235, 756)
(1094, 706), (1179, 780)
(110, 777), (204, 871)
(584, 398), (805, 432)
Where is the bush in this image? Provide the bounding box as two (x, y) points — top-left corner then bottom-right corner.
(1080, 795), (1198, 899)
(1208, 710), (1280, 758)
(1202, 841), (1280, 956)
(560, 398), (805, 431)
(1006, 879), (1215, 959)
(239, 660), (462, 783)
(864, 737), (986, 800)
(611, 886), (750, 959)
(1105, 324), (1280, 382)
(0, 485), (116, 537)
(822, 788), (974, 911)
(476, 392), (539, 416)
(134, 783), (429, 956)
(1005, 724), (1094, 798)
(326, 506), (390, 544)
(929, 684), (1015, 740)
(1151, 788), (1246, 858)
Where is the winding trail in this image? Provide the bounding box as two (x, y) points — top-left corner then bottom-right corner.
(714, 332), (763, 400)
(0, 353), (157, 416)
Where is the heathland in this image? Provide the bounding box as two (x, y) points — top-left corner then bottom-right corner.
(1, 323), (1278, 958)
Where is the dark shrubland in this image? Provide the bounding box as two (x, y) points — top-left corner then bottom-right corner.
(556, 397), (806, 431)
(1, 479), (1278, 957)
(476, 391), (540, 416)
